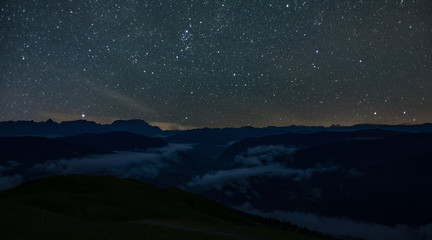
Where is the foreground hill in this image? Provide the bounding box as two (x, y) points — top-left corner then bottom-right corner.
(0, 175), (330, 240)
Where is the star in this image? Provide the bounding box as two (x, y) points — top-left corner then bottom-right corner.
(0, 0), (429, 128)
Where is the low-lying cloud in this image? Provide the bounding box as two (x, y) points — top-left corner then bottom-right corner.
(184, 163), (337, 190)
(0, 161), (23, 190)
(235, 202), (432, 240)
(30, 143), (193, 180)
(234, 145), (297, 167)
(0, 173), (23, 191)
(183, 145), (336, 191)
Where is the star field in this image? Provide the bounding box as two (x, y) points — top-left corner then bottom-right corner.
(1, 0), (431, 129)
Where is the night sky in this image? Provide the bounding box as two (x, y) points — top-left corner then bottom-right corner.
(1, 0), (431, 129)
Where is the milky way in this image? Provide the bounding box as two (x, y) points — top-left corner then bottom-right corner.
(1, 0), (431, 129)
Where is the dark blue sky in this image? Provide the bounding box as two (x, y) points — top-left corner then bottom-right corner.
(1, 0), (431, 129)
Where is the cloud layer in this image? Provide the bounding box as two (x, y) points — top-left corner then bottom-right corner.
(185, 164), (337, 190)
(30, 143), (193, 180)
(235, 202), (432, 240)
(234, 145), (297, 167)
(0, 161), (23, 190)
(184, 145), (336, 190)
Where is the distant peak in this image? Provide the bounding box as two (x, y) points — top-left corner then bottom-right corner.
(112, 119), (151, 126)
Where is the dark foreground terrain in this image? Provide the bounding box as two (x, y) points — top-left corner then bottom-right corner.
(0, 174), (330, 240)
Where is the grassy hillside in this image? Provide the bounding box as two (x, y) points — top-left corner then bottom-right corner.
(0, 175), (330, 240)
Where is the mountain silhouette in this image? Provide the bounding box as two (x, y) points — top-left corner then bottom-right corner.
(0, 119), (163, 137)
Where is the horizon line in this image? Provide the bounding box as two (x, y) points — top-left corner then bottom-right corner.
(0, 118), (431, 131)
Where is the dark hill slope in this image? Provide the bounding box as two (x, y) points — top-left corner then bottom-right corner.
(0, 175), (331, 240)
